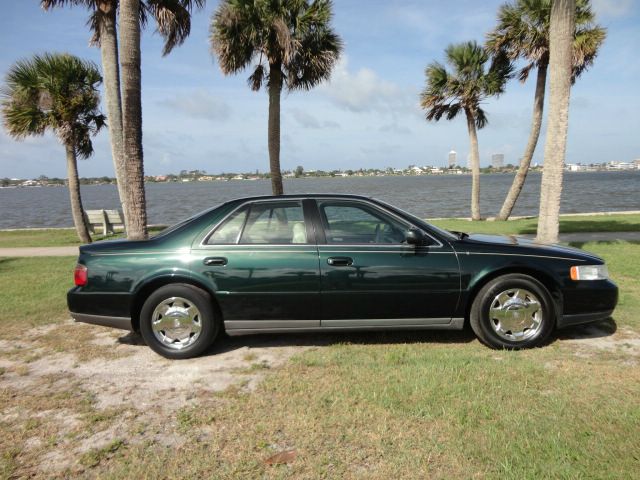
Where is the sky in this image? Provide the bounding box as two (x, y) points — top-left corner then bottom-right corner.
(0, 0), (638, 178)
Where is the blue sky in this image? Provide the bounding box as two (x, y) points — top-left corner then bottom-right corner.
(0, 0), (638, 178)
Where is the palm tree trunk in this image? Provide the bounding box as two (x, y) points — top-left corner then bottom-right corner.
(97, 0), (129, 225)
(119, 0), (148, 240)
(65, 144), (92, 244)
(497, 63), (548, 221)
(268, 63), (284, 196)
(537, 0), (575, 244)
(465, 108), (481, 221)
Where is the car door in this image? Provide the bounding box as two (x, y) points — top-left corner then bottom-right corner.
(312, 199), (461, 326)
(190, 199), (321, 331)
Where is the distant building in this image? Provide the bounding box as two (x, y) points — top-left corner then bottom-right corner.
(491, 153), (504, 169)
(448, 149), (457, 168)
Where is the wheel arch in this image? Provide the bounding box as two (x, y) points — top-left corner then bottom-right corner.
(462, 266), (563, 327)
(130, 275), (223, 332)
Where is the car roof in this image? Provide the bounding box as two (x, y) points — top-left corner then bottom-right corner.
(226, 193), (375, 203)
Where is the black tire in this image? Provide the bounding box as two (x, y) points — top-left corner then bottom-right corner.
(470, 274), (556, 349)
(140, 284), (219, 359)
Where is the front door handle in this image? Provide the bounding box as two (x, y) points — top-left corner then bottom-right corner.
(203, 257), (227, 266)
(327, 256), (353, 267)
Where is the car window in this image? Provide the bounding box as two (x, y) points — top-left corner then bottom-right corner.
(240, 202), (306, 244)
(206, 207), (248, 244)
(319, 202), (407, 244)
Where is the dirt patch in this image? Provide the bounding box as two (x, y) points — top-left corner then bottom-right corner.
(559, 324), (640, 357)
(0, 320), (310, 477)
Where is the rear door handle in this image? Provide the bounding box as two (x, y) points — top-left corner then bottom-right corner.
(327, 256), (353, 267)
(203, 257), (227, 266)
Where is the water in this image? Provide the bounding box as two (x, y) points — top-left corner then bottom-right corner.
(1, 171), (638, 228)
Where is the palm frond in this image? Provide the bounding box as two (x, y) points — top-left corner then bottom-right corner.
(1, 53), (105, 155)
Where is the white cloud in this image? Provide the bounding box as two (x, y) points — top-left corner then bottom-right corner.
(290, 108), (340, 129)
(320, 57), (416, 114)
(159, 89), (231, 121)
(592, 0), (634, 17)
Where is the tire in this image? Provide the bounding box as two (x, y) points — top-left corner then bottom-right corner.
(140, 284), (219, 359)
(470, 274), (556, 349)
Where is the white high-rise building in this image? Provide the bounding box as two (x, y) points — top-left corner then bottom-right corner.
(492, 153), (505, 169)
(448, 149), (457, 168)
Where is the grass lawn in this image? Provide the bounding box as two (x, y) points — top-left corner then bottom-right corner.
(0, 226), (166, 248)
(0, 214), (639, 248)
(431, 213), (640, 236)
(1, 240), (639, 478)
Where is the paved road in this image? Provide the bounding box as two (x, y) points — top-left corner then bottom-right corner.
(1, 231), (638, 258)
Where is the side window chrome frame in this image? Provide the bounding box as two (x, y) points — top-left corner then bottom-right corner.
(199, 199), (311, 248)
(315, 199), (443, 249)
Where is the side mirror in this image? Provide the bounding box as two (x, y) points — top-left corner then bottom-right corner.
(405, 228), (428, 246)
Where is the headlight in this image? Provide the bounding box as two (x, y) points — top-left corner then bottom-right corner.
(570, 265), (609, 281)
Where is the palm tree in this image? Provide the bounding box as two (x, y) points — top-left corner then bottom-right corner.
(210, 0), (343, 195)
(536, 0), (575, 243)
(420, 41), (512, 220)
(41, 0), (205, 239)
(1, 53), (105, 243)
(487, 0), (605, 221)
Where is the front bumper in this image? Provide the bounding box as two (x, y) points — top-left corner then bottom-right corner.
(558, 279), (618, 328)
(67, 287), (133, 331)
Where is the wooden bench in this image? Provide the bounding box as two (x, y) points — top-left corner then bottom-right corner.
(84, 209), (125, 235)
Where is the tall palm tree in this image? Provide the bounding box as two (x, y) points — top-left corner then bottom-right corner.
(1, 53), (105, 243)
(420, 41), (512, 220)
(210, 0), (343, 195)
(537, 0), (575, 243)
(487, 0), (605, 221)
(41, 0), (205, 239)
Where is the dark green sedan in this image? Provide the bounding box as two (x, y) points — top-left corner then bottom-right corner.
(68, 194), (618, 359)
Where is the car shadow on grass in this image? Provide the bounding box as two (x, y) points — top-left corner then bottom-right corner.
(115, 319), (618, 356)
(116, 328), (477, 356)
(552, 317), (617, 343)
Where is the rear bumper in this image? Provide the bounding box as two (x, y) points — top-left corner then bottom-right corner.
(70, 312), (132, 331)
(67, 287), (133, 331)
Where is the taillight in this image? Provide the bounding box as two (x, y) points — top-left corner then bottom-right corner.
(74, 264), (88, 286)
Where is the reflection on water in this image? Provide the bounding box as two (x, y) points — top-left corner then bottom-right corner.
(1, 171), (639, 228)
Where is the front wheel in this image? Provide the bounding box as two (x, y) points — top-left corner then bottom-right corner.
(470, 274), (556, 349)
(140, 284), (219, 359)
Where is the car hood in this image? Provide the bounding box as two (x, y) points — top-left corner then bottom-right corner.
(457, 233), (603, 262)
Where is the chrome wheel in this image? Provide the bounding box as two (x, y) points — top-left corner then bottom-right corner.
(488, 288), (543, 342)
(151, 297), (202, 350)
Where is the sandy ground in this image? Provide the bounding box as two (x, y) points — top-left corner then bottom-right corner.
(1, 318), (638, 476)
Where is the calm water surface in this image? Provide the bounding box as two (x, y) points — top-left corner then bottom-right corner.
(1, 171), (638, 228)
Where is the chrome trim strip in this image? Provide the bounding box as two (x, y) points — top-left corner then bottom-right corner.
(319, 250), (454, 254)
(71, 312), (132, 331)
(224, 320), (319, 329)
(465, 252), (586, 261)
(322, 318), (454, 327)
(226, 318), (465, 336)
(199, 198), (306, 247)
(315, 198), (443, 248)
(197, 196), (443, 249)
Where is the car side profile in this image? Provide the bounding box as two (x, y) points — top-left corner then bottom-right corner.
(68, 195), (618, 359)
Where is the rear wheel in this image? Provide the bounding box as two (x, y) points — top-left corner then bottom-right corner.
(470, 274), (556, 349)
(140, 284), (219, 359)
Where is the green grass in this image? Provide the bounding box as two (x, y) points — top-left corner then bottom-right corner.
(431, 213), (640, 236)
(0, 256), (75, 336)
(1, 241), (639, 478)
(0, 226), (166, 248)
